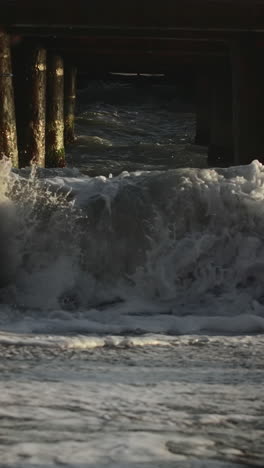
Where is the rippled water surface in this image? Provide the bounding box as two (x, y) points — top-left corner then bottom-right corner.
(0, 80), (264, 467)
(1, 336), (264, 468)
(68, 80), (206, 175)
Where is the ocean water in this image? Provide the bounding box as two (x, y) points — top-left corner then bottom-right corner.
(0, 80), (263, 467)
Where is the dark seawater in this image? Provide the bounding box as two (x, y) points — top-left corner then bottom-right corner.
(0, 79), (263, 468)
(68, 79), (206, 176)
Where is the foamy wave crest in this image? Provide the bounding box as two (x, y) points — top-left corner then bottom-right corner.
(0, 158), (83, 310)
(1, 158), (264, 335)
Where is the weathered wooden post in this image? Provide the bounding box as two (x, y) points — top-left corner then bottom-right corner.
(46, 54), (65, 167)
(64, 65), (77, 144)
(208, 62), (234, 167)
(0, 29), (18, 167)
(195, 68), (211, 146)
(232, 36), (264, 165)
(13, 45), (47, 167)
(27, 47), (47, 167)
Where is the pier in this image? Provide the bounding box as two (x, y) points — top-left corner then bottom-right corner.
(1, 0), (264, 167)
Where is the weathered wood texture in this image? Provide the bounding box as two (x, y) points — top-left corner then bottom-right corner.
(64, 66), (77, 144)
(27, 47), (47, 167)
(14, 46), (47, 167)
(232, 37), (264, 165)
(46, 54), (65, 167)
(0, 30), (18, 167)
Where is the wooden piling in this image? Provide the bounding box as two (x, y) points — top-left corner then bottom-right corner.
(208, 63), (234, 167)
(13, 44), (30, 167)
(13, 46), (47, 167)
(0, 30), (18, 167)
(195, 69), (211, 146)
(28, 48), (47, 167)
(64, 65), (77, 144)
(232, 37), (264, 165)
(46, 54), (65, 167)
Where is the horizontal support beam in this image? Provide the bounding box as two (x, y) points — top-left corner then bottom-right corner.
(54, 49), (227, 58)
(2, 1), (264, 32)
(69, 55), (229, 73)
(7, 27), (259, 42)
(40, 37), (228, 54)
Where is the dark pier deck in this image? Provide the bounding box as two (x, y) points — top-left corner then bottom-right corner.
(1, 0), (264, 167)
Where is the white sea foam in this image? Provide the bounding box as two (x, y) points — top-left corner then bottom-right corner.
(1, 158), (264, 338)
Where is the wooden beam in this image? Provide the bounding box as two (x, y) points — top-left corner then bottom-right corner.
(7, 28), (250, 41)
(42, 37), (228, 53)
(66, 53), (229, 73)
(2, 1), (264, 31)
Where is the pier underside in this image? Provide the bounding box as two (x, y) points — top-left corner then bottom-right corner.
(3, 0), (264, 31)
(1, 0), (264, 167)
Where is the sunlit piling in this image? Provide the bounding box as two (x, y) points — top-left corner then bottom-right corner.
(14, 46), (47, 167)
(27, 47), (47, 167)
(0, 30), (18, 167)
(64, 65), (77, 144)
(46, 54), (65, 167)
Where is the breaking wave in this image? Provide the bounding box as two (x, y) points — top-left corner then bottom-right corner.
(1, 157), (264, 337)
